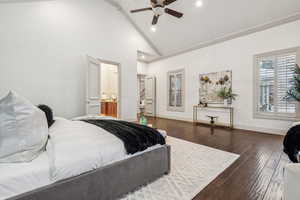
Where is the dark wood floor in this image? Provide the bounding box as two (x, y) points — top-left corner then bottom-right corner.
(146, 117), (289, 200)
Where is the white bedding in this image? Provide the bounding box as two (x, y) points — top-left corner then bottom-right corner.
(48, 117), (127, 181)
(0, 117), (161, 200)
(0, 153), (51, 200)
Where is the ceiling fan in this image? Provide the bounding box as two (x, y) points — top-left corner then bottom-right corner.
(130, 0), (183, 25)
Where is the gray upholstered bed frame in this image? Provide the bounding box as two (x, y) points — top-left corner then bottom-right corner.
(8, 145), (171, 200)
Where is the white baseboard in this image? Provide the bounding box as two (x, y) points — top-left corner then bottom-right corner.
(234, 124), (286, 135)
(156, 114), (286, 135)
(156, 114), (194, 123)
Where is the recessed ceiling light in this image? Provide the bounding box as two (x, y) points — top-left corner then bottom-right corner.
(150, 25), (157, 32)
(195, 0), (203, 7)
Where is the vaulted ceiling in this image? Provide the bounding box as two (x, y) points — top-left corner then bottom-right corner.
(116, 0), (300, 60)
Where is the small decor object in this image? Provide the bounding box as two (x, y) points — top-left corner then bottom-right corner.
(199, 97), (208, 107)
(139, 108), (148, 126)
(111, 94), (117, 102)
(217, 87), (237, 106)
(199, 70), (232, 104)
(207, 115), (218, 126)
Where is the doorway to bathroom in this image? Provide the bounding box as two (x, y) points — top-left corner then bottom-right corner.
(100, 61), (119, 118)
(86, 56), (121, 118)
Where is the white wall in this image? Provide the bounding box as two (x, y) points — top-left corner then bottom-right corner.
(147, 20), (300, 135)
(0, 0), (155, 121)
(137, 61), (148, 75)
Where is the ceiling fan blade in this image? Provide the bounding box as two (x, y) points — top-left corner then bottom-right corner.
(165, 8), (183, 18)
(151, 0), (157, 4)
(152, 15), (159, 25)
(130, 7), (152, 13)
(163, 0), (177, 6)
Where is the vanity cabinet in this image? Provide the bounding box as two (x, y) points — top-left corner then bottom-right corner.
(101, 102), (117, 118)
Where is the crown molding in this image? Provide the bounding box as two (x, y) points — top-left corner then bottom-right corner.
(104, 0), (162, 56)
(149, 12), (300, 63)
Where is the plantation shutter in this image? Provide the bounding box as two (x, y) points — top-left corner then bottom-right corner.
(276, 53), (296, 113)
(259, 58), (275, 113)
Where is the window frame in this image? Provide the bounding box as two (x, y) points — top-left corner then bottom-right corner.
(253, 47), (300, 121)
(167, 69), (185, 112)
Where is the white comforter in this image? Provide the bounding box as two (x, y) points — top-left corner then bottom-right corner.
(0, 153), (51, 200)
(0, 117), (128, 200)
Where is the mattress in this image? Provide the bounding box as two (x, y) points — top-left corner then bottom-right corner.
(0, 117), (161, 200)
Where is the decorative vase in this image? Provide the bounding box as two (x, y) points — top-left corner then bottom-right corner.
(227, 98), (232, 105)
(223, 99), (228, 107)
(139, 115), (147, 126)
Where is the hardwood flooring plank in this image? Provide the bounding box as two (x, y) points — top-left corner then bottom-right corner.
(263, 181), (284, 200)
(263, 152), (290, 200)
(145, 117), (286, 200)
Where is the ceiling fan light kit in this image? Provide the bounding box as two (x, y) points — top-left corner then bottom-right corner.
(150, 25), (157, 32)
(195, 0), (203, 7)
(130, 0), (183, 26)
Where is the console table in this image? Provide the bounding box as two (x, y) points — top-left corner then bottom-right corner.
(193, 105), (234, 129)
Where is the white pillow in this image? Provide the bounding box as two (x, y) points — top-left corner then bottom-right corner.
(0, 91), (49, 163)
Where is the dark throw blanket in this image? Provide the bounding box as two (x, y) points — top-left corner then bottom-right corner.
(82, 120), (166, 154)
(283, 124), (300, 163)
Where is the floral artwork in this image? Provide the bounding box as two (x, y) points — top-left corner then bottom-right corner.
(199, 70), (232, 104)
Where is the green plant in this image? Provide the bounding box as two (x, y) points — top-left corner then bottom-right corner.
(217, 87), (238, 101)
(286, 64), (300, 101)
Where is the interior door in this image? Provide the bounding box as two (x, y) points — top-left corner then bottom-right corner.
(145, 76), (156, 117)
(86, 56), (101, 115)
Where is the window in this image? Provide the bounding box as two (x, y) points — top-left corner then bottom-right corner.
(167, 69), (185, 112)
(254, 48), (299, 120)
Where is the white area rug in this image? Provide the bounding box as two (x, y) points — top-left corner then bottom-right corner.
(121, 136), (239, 200)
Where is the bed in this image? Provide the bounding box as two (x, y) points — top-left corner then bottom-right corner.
(0, 117), (171, 200)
